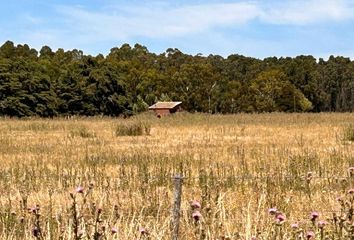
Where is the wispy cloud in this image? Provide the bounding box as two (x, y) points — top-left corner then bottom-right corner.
(50, 0), (354, 43)
(23, 14), (43, 25)
(12, 0), (354, 57)
(55, 2), (260, 40)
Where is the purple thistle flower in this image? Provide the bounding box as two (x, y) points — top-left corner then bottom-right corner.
(275, 213), (286, 224)
(190, 200), (201, 209)
(268, 207), (277, 215)
(318, 220), (327, 228)
(306, 231), (315, 239)
(111, 227), (118, 234)
(310, 211), (319, 221)
(192, 210), (202, 222)
(291, 223), (299, 229)
(139, 227), (149, 235)
(75, 186), (84, 194)
(28, 206), (39, 214)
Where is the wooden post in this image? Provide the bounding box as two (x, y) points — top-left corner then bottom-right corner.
(171, 174), (183, 240)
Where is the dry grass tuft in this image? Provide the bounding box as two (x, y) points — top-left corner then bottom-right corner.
(115, 120), (151, 136)
(343, 124), (354, 142)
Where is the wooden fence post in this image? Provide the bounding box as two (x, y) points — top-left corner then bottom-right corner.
(171, 174), (183, 240)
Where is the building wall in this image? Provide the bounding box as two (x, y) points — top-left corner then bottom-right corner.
(154, 109), (171, 116)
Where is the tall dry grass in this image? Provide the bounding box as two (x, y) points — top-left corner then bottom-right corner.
(0, 112), (353, 239)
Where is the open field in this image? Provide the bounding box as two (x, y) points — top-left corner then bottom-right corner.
(0, 113), (353, 239)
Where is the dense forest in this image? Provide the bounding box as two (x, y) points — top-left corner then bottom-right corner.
(0, 40), (353, 117)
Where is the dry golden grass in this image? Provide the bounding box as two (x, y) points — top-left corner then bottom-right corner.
(0, 112), (353, 239)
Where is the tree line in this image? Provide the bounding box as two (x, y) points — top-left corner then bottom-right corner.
(0, 40), (353, 117)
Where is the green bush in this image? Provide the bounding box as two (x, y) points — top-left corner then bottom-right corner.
(115, 121), (151, 136)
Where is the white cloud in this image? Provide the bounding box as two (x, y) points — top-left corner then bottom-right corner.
(55, 2), (260, 40)
(260, 0), (354, 25)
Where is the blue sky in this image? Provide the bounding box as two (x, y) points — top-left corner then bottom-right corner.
(1, 0), (354, 59)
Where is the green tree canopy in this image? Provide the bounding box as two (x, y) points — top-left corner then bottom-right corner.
(0, 40), (352, 117)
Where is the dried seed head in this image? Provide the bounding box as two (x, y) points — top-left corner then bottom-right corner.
(32, 227), (40, 237)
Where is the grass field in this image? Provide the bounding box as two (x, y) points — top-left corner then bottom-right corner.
(0, 113), (353, 239)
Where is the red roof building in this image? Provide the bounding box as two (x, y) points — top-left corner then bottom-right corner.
(148, 101), (182, 117)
